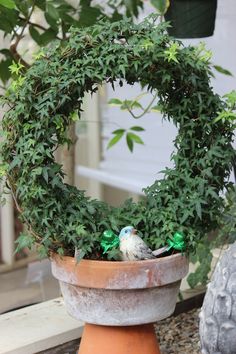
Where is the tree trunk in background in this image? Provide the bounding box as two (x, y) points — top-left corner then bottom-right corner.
(61, 123), (77, 185)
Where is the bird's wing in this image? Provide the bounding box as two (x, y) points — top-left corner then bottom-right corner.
(133, 236), (155, 259)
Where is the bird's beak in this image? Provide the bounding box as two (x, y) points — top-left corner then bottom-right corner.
(132, 229), (137, 235)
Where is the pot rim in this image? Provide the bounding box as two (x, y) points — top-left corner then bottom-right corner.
(51, 251), (185, 267)
(51, 252), (189, 289)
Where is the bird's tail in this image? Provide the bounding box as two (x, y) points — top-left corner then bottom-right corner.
(152, 245), (169, 257)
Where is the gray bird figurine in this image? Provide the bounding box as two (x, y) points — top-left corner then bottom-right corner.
(119, 225), (155, 261)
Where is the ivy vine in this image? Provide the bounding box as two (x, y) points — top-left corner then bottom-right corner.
(0, 15), (235, 261)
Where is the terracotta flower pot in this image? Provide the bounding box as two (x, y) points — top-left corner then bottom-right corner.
(51, 253), (188, 354)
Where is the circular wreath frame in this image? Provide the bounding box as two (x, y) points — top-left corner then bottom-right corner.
(1, 16), (235, 259)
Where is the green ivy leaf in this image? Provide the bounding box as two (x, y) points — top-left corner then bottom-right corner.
(15, 233), (35, 253)
(69, 110), (79, 122)
(57, 247), (64, 256)
(224, 90), (236, 107)
(37, 245), (49, 259)
(9, 61), (24, 75)
(195, 201), (202, 219)
(106, 248), (122, 261)
(76, 225), (87, 236)
(42, 167), (49, 183)
(164, 42), (180, 63)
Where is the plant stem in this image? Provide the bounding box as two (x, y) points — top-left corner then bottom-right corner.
(10, 3), (36, 68)
(125, 91), (159, 119)
(19, 17), (61, 40)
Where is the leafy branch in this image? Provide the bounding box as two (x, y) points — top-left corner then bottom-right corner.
(107, 126), (145, 152)
(107, 92), (159, 150)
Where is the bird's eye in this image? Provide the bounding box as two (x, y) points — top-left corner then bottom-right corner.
(125, 230), (128, 233)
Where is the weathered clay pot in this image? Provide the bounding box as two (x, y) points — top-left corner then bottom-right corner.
(51, 253), (188, 354)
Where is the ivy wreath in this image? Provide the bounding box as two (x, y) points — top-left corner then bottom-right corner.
(1, 16), (235, 261)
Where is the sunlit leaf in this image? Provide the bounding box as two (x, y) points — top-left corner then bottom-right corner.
(150, 0), (169, 15)
(108, 98), (122, 106)
(107, 132), (124, 149)
(0, 0), (16, 9)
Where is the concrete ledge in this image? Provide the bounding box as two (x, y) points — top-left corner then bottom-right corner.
(0, 297), (83, 354)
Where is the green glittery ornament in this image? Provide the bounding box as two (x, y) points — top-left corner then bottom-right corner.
(167, 232), (186, 252)
(101, 230), (120, 254)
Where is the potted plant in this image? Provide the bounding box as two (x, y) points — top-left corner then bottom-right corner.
(0, 15), (234, 353)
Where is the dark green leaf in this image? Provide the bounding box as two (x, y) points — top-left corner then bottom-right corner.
(127, 132), (144, 145)
(196, 201), (202, 219)
(42, 167), (49, 183)
(78, 2), (103, 27)
(40, 28), (58, 45)
(46, 2), (59, 21)
(29, 25), (42, 45)
(0, 9), (18, 33)
(126, 133), (134, 152)
(213, 65), (233, 76)
(44, 12), (58, 31)
(130, 126), (145, 132)
(0, 58), (12, 83)
(35, 0), (46, 11)
(15, 0), (28, 16)
(0, 48), (14, 59)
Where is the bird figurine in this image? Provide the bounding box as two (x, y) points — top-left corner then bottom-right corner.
(119, 225), (155, 261)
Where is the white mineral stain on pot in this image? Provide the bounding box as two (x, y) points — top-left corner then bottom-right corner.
(59, 280), (181, 326)
(106, 268), (150, 289)
(51, 262), (78, 284)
